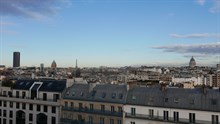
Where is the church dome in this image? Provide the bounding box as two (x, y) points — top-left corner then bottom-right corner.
(51, 60), (57, 68)
(189, 56), (196, 68)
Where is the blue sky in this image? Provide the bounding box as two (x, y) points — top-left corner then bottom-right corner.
(0, 0), (220, 67)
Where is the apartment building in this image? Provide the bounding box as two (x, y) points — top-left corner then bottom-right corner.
(61, 83), (127, 124)
(125, 87), (220, 124)
(0, 79), (67, 124)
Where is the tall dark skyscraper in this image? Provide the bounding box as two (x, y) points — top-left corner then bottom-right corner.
(13, 52), (20, 67)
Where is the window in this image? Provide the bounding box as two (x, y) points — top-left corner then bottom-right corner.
(149, 109), (154, 118)
(29, 114), (33, 121)
(64, 102), (68, 107)
(37, 105), (41, 111)
(90, 104), (93, 111)
(79, 103), (83, 110)
(44, 105), (48, 112)
(211, 99), (217, 105)
(16, 102), (20, 109)
(111, 106), (115, 113)
(163, 111), (169, 121)
(0, 109), (2, 116)
(52, 106), (56, 113)
(101, 105), (105, 112)
(22, 92), (26, 98)
(22, 103), (26, 109)
(174, 98), (179, 103)
(53, 94), (59, 102)
(131, 108), (136, 116)
(102, 93), (106, 98)
(119, 93), (123, 99)
(3, 101), (6, 107)
(173, 111), (179, 122)
(88, 116), (93, 124)
(0, 100), (2, 106)
(190, 99), (195, 105)
(149, 97), (154, 102)
(52, 117), (56, 124)
(29, 104), (33, 110)
(16, 91), (19, 98)
(212, 115), (219, 124)
(110, 119), (114, 124)
(70, 102), (74, 108)
(10, 102), (13, 108)
(43, 93), (47, 101)
(3, 110), (6, 117)
(9, 111), (13, 118)
(9, 120), (12, 124)
(3, 119), (6, 124)
(118, 107), (122, 113)
(100, 117), (104, 124)
(130, 122), (135, 124)
(189, 113), (195, 123)
(112, 93), (116, 99)
(117, 120), (122, 124)
(164, 98), (168, 103)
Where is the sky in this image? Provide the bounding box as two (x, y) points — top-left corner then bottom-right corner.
(0, 0), (220, 67)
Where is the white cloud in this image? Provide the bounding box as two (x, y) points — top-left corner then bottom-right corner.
(170, 33), (220, 38)
(0, 0), (71, 20)
(210, 0), (220, 13)
(196, 0), (206, 5)
(0, 21), (15, 26)
(153, 42), (220, 55)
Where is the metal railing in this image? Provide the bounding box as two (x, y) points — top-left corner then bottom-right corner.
(125, 113), (211, 124)
(62, 106), (123, 117)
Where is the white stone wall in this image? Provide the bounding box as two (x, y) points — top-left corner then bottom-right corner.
(124, 105), (220, 124)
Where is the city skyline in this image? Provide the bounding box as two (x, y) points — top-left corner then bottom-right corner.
(0, 0), (220, 67)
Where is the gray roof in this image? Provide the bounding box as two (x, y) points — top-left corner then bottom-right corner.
(127, 87), (220, 112)
(14, 79), (66, 92)
(63, 83), (127, 104)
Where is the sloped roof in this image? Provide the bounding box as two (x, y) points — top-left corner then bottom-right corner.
(63, 83), (127, 104)
(126, 86), (220, 112)
(13, 79), (66, 92)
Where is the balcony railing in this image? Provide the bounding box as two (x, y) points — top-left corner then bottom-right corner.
(0, 95), (60, 106)
(62, 106), (123, 117)
(60, 118), (99, 124)
(126, 113), (211, 124)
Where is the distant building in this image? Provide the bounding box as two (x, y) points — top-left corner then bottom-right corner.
(189, 56), (196, 68)
(51, 60), (57, 69)
(40, 63), (44, 72)
(13, 52), (20, 67)
(217, 64), (220, 70)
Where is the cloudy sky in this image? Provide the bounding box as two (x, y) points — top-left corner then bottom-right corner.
(0, 0), (220, 67)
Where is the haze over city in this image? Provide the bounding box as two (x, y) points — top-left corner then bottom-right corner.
(0, 0), (220, 67)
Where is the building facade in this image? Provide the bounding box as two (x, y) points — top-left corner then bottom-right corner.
(0, 79), (67, 124)
(60, 83), (127, 124)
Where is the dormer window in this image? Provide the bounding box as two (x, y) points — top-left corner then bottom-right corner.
(119, 93), (123, 99)
(112, 93), (116, 99)
(66, 92), (70, 96)
(132, 96), (136, 100)
(174, 98), (179, 103)
(80, 92), (84, 96)
(102, 93), (106, 98)
(211, 99), (217, 105)
(72, 92), (75, 96)
(91, 91), (96, 97)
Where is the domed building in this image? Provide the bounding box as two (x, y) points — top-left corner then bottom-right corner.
(189, 56), (196, 68)
(51, 60), (57, 69)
